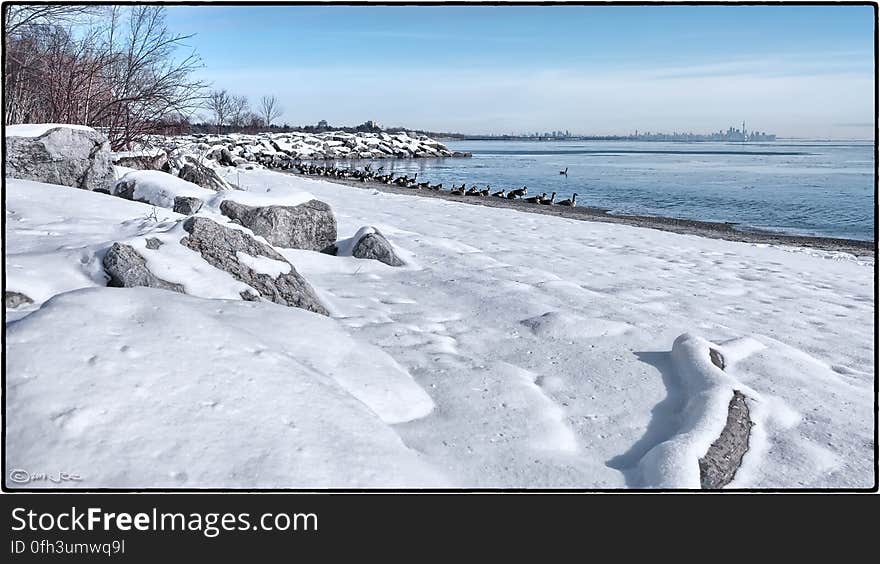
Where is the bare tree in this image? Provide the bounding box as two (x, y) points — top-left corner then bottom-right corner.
(3, 5), (206, 148)
(206, 89), (233, 134)
(229, 95), (249, 129)
(4, 4), (101, 37)
(259, 95), (283, 128)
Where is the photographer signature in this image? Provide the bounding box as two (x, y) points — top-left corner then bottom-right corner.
(9, 469), (82, 484)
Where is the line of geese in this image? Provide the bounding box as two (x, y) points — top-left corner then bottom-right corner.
(294, 163), (578, 207)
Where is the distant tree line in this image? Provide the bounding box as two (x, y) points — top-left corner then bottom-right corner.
(2, 5), (462, 145)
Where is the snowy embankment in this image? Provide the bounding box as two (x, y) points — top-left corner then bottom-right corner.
(5, 162), (874, 488)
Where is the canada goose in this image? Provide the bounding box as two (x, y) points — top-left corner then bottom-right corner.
(559, 167), (568, 175)
(479, 186), (490, 196)
(507, 186), (528, 199)
(429, 183), (442, 191)
(539, 192), (556, 205)
(450, 185), (466, 196)
(524, 192), (546, 204)
(557, 193), (577, 207)
(465, 185), (480, 196)
(491, 189), (506, 198)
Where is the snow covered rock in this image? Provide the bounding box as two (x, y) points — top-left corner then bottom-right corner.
(172, 196), (203, 215)
(4, 291), (33, 309)
(323, 226), (405, 267)
(5, 287), (444, 488)
(178, 158), (233, 192)
(219, 199), (337, 251)
(180, 217), (328, 315)
(102, 243), (186, 294)
(5, 124), (116, 191)
(112, 170), (214, 208)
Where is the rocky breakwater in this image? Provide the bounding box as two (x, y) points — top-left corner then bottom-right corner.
(137, 131), (470, 171)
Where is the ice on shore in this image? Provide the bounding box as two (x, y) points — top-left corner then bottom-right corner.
(4, 163), (874, 488)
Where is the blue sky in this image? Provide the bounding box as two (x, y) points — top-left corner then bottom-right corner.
(164, 4), (875, 138)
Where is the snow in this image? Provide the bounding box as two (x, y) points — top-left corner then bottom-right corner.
(5, 288), (444, 488)
(114, 170), (215, 208)
(113, 169), (315, 210)
(4, 164), (874, 488)
(235, 251), (292, 277)
(5, 123), (97, 137)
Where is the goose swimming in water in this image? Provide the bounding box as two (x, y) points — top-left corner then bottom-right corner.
(539, 192), (556, 205)
(559, 167), (568, 175)
(557, 193), (577, 207)
(524, 192), (546, 204)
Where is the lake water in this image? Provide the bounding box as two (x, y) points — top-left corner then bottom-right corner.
(326, 139), (876, 241)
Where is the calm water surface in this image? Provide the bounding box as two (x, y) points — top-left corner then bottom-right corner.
(320, 139), (875, 241)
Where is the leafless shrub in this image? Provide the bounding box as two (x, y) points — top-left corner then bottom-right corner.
(3, 5), (206, 150)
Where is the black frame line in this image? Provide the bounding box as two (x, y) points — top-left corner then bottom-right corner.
(1, 0), (877, 494)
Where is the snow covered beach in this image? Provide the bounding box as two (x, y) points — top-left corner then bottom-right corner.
(4, 126), (875, 489)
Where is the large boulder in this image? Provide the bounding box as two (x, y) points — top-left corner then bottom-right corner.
(219, 199), (337, 251)
(5, 124), (116, 191)
(180, 217), (328, 315)
(102, 243), (186, 294)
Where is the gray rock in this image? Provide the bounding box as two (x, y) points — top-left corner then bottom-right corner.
(178, 158), (231, 192)
(111, 177), (148, 203)
(219, 199), (337, 251)
(102, 243), (186, 294)
(5, 126), (116, 191)
(180, 217), (328, 315)
(352, 230), (405, 267)
(699, 390), (753, 489)
(145, 237), (163, 250)
(5, 291), (33, 309)
(173, 196), (203, 215)
(219, 148), (234, 166)
(709, 348), (725, 370)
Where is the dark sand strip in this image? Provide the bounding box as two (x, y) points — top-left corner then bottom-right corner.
(287, 172), (875, 256)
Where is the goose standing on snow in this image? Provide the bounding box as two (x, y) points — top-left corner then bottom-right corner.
(557, 193), (577, 207)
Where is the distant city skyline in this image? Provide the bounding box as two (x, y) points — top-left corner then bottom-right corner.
(165, 4), (875, 140)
